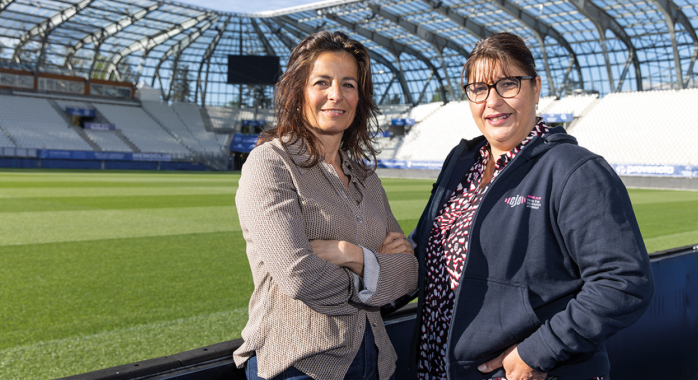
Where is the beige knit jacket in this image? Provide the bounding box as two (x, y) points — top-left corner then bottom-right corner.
(233, 138), (419, 380)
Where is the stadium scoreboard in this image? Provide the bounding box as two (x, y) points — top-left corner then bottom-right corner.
(227, 55), (281, 85)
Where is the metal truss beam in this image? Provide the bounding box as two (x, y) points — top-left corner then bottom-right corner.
(651, 0), (698, 88)
(105, 11), (212, 82)
(64, 3), (159, 70)
(270, 18), (412, 105)
(492, 0), (582, 97)
(196, 16), (232, 106)
(569, 0), (642, 92)
(365, 3), (470, 59)
(378, 73), (396, 105)
(369, 53), (414, 105)
(273, 15), (417, 104)
(0, 0), (14, 13)
(274, 17), (413, 103)
(415, 71), (434, 104)
(251, 18), (277, 57)
(365, 3), (468, 100)
(155, 15), (219, 101)
(262, 18), (298, 55)
(295, 13), (445, 104)
(419, 0), (494, 40)
(12, 0), (95, 64)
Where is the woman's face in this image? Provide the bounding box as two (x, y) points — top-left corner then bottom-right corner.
(303, 51), (359, 138)
(468, 60), (541, 156)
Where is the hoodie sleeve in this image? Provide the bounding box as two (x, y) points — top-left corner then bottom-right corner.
(517, 157), (655, 372)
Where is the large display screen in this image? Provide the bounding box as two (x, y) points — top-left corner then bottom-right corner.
(227, 55), (281, 85)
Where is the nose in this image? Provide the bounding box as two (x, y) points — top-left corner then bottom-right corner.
(486, 86), (503, 108)
(327, 81), (343, 102)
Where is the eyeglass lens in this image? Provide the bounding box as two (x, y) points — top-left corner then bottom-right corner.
(466, 77), (521, 103)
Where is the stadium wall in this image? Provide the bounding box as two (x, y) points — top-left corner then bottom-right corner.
(0, 158), (207, 171)
(0, 150), (208, 171)
(375, 168), (698, 191)
(0, 68), (134, 99)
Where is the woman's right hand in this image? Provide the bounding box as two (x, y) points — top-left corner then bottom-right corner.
(380, 232), (414, 255)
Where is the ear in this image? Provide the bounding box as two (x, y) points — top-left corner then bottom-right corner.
(533, 75), (542, 104)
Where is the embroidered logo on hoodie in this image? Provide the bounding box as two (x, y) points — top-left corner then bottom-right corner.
(504, 194), (542, 210)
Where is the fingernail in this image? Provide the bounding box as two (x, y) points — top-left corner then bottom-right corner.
(477, 365), (486, 372)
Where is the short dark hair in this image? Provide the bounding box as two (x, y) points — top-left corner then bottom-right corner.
(461, 32), (537, 86)
(259, 31), (379, 171)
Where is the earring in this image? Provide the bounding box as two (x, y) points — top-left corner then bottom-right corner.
(296, 107), (300, 111)
(535, 104), (538, 111)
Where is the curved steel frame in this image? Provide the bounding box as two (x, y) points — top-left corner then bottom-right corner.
(651, 0), (698, 88)
(152, 15), (220, 101)
(63, 4), (160, 73)
(274, 14), (425, 105)
(569, 0), (642, 92)
(0, 0), (14, 13)
(365, 2), (471, 101)
(106, 11), (212, 82)
(2, 0), (698, 106)
(272, 18), (412, 105)
(196, 16), (231, 107)
(492, 0), (583, 97)
(311, 12), (447, 104)
(12, 0), (95, 66)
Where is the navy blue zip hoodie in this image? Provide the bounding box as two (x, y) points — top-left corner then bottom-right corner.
(409, 127), (654, 380)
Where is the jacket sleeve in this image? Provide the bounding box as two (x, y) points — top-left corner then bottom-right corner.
(517, 157), (655, 372)
(236, 145), (359, 316)
(349, 178), (419, 307)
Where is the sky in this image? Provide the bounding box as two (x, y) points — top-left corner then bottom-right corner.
(173, 0), (321, 14)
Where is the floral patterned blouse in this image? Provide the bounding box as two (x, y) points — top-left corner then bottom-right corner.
(417, 119), (550, 380)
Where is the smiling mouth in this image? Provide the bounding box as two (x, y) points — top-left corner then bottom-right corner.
(487, 114), (511, 122)
(321, 109), (346, 115)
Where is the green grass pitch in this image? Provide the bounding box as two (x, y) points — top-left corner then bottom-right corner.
(1, 169), (697, 379)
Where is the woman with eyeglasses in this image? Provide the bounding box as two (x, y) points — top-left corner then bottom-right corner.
(406, 32), (654, 380)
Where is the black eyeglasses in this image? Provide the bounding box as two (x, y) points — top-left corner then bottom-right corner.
(463, 76), (535, 103)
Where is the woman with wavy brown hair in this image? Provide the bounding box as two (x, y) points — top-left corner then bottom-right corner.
(233, 31), (418, 380)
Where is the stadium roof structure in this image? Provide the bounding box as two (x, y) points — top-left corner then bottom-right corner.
(1, 0), (698, 107)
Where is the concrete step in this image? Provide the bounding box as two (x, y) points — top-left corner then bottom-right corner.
(0, 122), (18, 147)
(141, 103), (194, 154)
(113, 130), (141, 153)
(199, 107), (217, 132)
(71, 125), (102, 151)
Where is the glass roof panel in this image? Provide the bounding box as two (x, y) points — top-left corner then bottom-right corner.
(1, 0), (696, 104)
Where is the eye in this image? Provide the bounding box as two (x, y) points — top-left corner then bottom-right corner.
(470, 83), (487, 93)
(314, 80), (328, 86)
(499, 79), (518, 88)
(343, 82), (356, 89)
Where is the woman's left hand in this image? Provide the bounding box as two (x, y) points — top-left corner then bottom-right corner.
(379, 232), (414, 255)
(310, 240), (364, 276)
(477, 345), (547, 380)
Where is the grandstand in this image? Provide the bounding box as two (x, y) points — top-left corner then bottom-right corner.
(542, 94), (599, 117)
(394, 101), (479, 162)
(0, 94), (92, 151)
(537, 96), (557, 113)
(1, 81), (696, 175)
(94, 103), (191, 155)
(570, 89), (698, 167)
(0, 0), (696, 176)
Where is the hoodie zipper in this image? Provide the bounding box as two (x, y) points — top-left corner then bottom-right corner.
(443, 135), (542, 380)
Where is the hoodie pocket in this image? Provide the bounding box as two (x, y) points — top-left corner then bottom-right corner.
(450, 277), (542, 363)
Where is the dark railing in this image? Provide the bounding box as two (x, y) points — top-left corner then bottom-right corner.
(60, 244), (698, 380)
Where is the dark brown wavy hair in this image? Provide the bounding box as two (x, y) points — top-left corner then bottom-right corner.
(258, 31), (380, 171)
